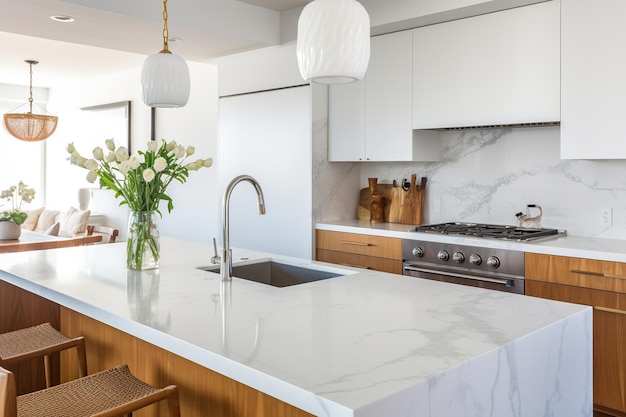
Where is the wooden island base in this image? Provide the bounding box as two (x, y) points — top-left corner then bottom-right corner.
(0, 279), (312, 417)
(60, 307), (314, 417)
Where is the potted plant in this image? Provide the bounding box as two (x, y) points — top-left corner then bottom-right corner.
(0, 181), (35, 240)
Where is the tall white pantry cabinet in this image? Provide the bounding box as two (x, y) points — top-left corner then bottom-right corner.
(218, 86), (313, 259)
(217, 45), (315, 260)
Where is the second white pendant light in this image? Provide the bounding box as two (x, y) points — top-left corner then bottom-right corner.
(296, 0), (370, 84)
(141, 0), (190, 108)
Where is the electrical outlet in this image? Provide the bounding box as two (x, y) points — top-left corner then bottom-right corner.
(601, 208), (612, 226)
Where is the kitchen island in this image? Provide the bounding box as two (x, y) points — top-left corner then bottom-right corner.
(0, 238), (591, 417)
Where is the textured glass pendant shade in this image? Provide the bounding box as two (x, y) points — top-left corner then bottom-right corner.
(141, 52), (190, 108)
(297, 0), (370, 84)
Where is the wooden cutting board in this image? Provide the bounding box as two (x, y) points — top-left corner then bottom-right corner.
(357, 176), (426, 224)
(400, 174), (427, 225)
(357, 184), (394, 221)
(387, 185), (405, 223)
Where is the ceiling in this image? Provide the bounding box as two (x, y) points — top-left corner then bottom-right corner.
(0, 0), (311, 88)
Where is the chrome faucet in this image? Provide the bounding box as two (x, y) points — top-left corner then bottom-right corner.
(221, 175), (266, 282)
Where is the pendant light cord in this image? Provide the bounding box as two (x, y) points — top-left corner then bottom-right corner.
(28, 61), (34, 114)
(161, 0), (171, 54)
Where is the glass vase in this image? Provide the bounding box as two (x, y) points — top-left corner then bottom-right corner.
(127, 211), (160, 270)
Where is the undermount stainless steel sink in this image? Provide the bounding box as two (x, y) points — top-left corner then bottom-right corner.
(198, 260), (346, 287)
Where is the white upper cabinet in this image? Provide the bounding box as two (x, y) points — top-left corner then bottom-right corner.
(364, 30), (415, 161)
(412, 1), (560, 129)
(329, 31), (440, 162)
(561, 0), (626, 159)
(328, 77), (366, 161)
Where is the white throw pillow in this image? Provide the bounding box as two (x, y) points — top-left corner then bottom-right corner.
(34, 209), (61, 233)
(43, 222), (60, 236)
(22, 207), (44, 231)
(58, 207), (91, 238)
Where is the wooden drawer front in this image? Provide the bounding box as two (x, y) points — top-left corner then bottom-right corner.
(525, 253), (626, 293)
(526, 280), (625, 311)
(316, 249), (403, 274)
(316, 230), (402, 260)
(526, 280), (626, 413)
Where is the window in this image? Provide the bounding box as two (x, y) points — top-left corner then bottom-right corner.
(0, 100), (45, 209)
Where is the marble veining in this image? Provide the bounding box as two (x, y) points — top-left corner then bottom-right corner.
(0, 240), (591, 417)
(335, 126), (626, 240)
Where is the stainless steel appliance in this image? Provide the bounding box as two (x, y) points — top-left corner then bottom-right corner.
(402, 222), (565, 294)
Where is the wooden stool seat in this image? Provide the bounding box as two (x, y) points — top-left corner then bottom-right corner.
(1, 364), (180, 417)
(0, 323), (87, 388)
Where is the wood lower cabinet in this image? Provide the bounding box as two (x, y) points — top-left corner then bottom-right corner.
(315, 230), (402, 274)
(60, 308), (313, 417)
(0, 280), (313, 417)
(526, 253), (626, 415)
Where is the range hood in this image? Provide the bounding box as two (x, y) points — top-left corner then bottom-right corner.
(430, 121), (560, 131)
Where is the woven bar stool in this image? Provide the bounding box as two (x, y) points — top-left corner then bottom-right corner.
(0, 364), (180, 417)
(0, 323), (87, 388)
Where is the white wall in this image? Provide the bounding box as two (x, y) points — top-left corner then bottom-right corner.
(46, 61), (219, 243)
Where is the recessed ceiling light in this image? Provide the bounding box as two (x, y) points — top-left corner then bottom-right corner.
(50, 15), (75, 23)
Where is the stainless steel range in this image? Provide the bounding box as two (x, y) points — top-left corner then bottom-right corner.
(402, 222), (565, 295)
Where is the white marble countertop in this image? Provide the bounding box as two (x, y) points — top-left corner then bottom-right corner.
(317, 219), (626, 262)
(0, 239), (590, 417)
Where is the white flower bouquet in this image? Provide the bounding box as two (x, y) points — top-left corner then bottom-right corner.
(67, 138), (212, 214)
(0, 181), (35, 225)
(67, 138), (212, 269)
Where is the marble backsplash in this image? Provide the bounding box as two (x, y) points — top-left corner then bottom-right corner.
(354, 126), (626, 239)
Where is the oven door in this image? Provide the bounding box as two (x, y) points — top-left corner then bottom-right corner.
(403, 263), (524, 295)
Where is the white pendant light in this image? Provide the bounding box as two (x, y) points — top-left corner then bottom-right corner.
(141, 0), (190, 108)
(296, 0), (370, 84)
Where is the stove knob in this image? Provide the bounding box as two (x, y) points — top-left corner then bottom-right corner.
(437, 250), (450, 261)
(469, 254), (482, 265)
(487, 256), (501, 268)
(452, 251), (465, 263)
(411, 247), (424, 258)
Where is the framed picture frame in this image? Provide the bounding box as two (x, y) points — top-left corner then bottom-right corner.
(80, 100), (131, 153)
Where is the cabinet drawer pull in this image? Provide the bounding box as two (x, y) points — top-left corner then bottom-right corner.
(340, 240), (372, 247)
(570, 270), (626, 280)
(340, 263), (371, 269)
(594, 306), (626, 316)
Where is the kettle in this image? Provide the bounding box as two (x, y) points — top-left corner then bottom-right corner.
(515, 204), (543, 229)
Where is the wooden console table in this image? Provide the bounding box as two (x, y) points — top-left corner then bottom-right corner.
(0, 230), (102, 253)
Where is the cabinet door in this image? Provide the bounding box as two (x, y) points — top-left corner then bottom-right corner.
(412, 1), (560, 129)
(561, 0), (626, 159)
(219, 86), (313, 259)
(316, 249), (402, 274)
(365, 30), (414, 161)
(526, 280), (626, 413)
(328, 80), (366, 161)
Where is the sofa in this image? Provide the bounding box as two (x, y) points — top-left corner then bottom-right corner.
(22, 207), (92, 238)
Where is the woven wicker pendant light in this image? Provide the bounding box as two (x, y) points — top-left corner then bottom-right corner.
(141, 0), (190, 108)
(3, 60), (58, 142)
(296, 0), (370, 84)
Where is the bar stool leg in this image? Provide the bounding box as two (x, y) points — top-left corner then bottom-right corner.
(43, 354), (52, 388)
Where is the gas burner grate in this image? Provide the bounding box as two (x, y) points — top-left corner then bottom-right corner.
(412, 222), (563, 242)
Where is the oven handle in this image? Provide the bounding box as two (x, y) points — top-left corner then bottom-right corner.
(403, 265), (515, 287)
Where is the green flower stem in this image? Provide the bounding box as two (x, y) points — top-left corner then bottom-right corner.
(127, 211), (159, 270)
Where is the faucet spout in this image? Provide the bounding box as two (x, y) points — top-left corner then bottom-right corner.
(221, 175), (266, 282)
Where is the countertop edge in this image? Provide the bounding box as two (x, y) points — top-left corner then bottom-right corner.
(0, 267), (350, 417)
(316, 221), (626, 263)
